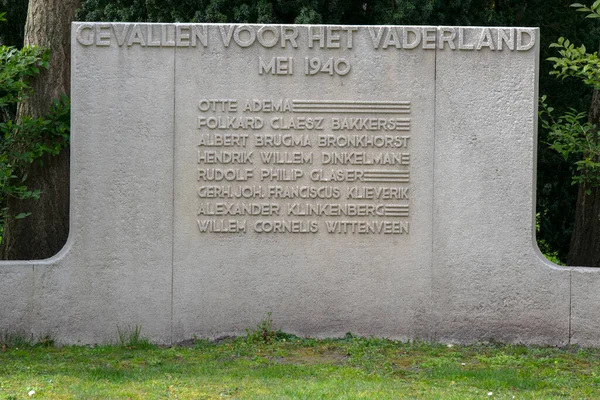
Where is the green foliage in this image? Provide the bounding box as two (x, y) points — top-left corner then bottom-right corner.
(75, 0), (484, 26)
(548, 37), (600, 89)
(542, 4), (600, 196)
(0, 45), (49, 112)
(540, 97), (600, 194)
(0, 95), (70, 203)
(571, 1), (600, 18)
(0, 43), (70, 240)
(536, 3), (600, 264)
(0, 45), (48, 222)
(245, 312), (282, 344)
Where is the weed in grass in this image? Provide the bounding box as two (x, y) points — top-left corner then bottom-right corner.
(193, 337), (216, 350)
(37, 334), (54, 348)
(116, 325), (154, 349)
(246, 312), (279, 344)
(0, 331), (54, 349)
(0, 331), (30, 349)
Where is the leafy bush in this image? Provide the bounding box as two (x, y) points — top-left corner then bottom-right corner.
(0, 17), (70, 241)
(539, 98), (600, 194)
(0, 95), (70, 216)
(0, 44), (48, 117)
(541, 4), (600, 196)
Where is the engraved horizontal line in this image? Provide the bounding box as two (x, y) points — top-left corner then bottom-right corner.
(364, 169), (409, 172)
(363, 177), (409, 181)
(363, 178), (410, 181)
(363, 173), (410, 176)
(293, 100), (411, 105)
(363, 170), (410, 175)
(363, 178), (410, 183)
(364, 175), (410, 179)
(292, 109), (410, 114)
(293, 104), (410, 110)
(385, 206), (410, 210)
(385, 214), (410, 217)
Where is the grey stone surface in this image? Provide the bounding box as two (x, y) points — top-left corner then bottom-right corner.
(432, 28), (570, 345)
(570, 268), (600, 346)
(0, 26), (175, 343)
(172, 25), (435, 341)
(0, 23), (590, 345)
(0, 265), (34, 334)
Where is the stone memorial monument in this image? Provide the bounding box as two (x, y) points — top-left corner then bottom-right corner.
(1, 23), (598, 346)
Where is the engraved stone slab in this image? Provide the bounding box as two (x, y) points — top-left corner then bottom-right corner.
(172, 25), (435, 340)
(0, 23), (585, 345)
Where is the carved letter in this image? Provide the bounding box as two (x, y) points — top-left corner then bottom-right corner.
(368, 27), (385, 49)
(113, 24), (130, 46)
(458, 27), (474, 50)
(95, 24), (111, 46)
(476, 28), (495, 50)
(497, 28), (514, 51)
(76, 24), (94, 46)
(517, 28), (535, 51)
(219, 25), (235, 47)
(233, 25), (256, 47)
(127, 24), (146, 47)
(257, 25), (279, 48)
(422, 27), (437, 49)
(281, 27), (298, 48)
(403, 28), (421, 49)
(308, 26), (325, 48)
(191, 25), (208, 47)
(438, 27), (456, 50)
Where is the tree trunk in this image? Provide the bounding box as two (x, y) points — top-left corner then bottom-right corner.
(0, 0), (80, 260)
(568, 184), (600, 267)
(567, 86), (600, 267)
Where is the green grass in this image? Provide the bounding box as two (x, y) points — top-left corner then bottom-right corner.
(2, 334), (600, 399)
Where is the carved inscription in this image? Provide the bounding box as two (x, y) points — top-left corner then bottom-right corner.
(73, 24), (536, 236)
(195, 98), (412, 234)
(77, 25), (536, 53)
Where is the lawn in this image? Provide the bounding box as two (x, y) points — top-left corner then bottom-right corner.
(2, 328), (600, 399)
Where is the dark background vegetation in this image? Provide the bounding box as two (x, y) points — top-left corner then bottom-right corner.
(1, 0), (597, 263)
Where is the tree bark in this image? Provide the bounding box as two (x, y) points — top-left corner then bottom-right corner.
(0, 0), (80, 260)
(567, 86), (600, 267)
(568, 185), (600, 267)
